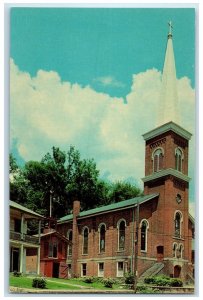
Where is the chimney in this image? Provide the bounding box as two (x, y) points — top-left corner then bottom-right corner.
(73, 200), (80, 217)
(72, 200), (80, 277)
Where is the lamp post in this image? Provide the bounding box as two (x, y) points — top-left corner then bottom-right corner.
(134, 198), (140, 293)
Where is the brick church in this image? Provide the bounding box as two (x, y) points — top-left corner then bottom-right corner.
(42, 25), (195, 281)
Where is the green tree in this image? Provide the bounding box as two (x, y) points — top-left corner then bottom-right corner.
(109, 181), (142, 203)
(9, 153), (18, 173)
(9, 147), (143, 218)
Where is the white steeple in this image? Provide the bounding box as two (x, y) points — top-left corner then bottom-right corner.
(157, 21), (180, 126)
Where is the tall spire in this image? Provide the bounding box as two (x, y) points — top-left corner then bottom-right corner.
(157, 21), (180, 126)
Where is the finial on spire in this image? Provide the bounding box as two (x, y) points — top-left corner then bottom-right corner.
(168, 21), (173, 38)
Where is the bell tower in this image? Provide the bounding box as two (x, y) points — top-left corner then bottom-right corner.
(142, 23), (192, 277)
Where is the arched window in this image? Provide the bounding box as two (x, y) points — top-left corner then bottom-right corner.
(175, 148), (184, 172)
(173, 242), (178, 258)
(179, 244), (184, 259)
(99, 223), (106, 253)
(140, 219), (149, 252)
(82, 227), (89, 255)
(152, 148), (164, 172)
(174, 211), (183, 238)
(67, 230), (72, 256)
(117, 219), (126, 251)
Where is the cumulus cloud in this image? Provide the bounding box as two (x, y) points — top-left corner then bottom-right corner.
(10, 59), (195, 194)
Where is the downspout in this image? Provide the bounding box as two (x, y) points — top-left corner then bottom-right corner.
(131, 207), (135, 273)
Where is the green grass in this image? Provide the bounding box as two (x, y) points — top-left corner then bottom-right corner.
(10, 275), (82, 290)
(9, 275), (124, 291)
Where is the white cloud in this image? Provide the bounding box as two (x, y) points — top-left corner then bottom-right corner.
(10, 59), (195, 198)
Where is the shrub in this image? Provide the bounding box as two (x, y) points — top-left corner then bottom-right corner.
(169, 278), (183, 287)
(32, 277), (47, 289)
(137, 285), (160, 294)
(83, 276), (95, 283)
(144, 276), (156, 284)
(144, 275), (171, 286)
(13, 271), (22, 277)
(124, 272), (135, 285)
(102, 278), (115, 288)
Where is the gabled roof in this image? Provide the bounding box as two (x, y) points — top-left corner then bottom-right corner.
(35, 230), (70, 243)
(58, 193), (159, 224)
(10, 200), (45, 219)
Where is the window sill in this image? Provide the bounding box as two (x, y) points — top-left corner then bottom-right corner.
(173, 236), (184, 241)
(141, 250), (147, 253)
(82, 254), (88, 256)
(116, 249), (125, 253)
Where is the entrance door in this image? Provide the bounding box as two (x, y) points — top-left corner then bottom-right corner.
(174, 265), (181, 278)
(52, 262), (60, 278)
(10, 248), (19, 272)
(157, 246), (164, 261)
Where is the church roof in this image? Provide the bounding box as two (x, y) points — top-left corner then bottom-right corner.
(58, 193), (159, 223)
(142, 121), (192, 141)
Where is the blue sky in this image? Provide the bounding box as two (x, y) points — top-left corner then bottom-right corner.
(11, 8), (195, 97)
(10, 7), (195, 215)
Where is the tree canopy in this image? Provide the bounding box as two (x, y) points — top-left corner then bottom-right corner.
(9, 146), (142, 218)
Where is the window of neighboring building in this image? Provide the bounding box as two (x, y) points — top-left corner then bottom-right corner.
(99, 224), (106, 253)
(117, 219), (126, 251)
(153, 148), (164, 172)
(81, 263), (87, 277)
(48, 242), (58, 258)
(83, 227), (89, 255)
(174, 211), (183, 238)
(67, 230), (72, 256)
(44, 241), (49, 257)
(175, 148), (184, 172)
(14, 219), (21, 233)
(117, 261), (124, 277)
(140, 219), (149, 252)
(98, 262), (104, 277)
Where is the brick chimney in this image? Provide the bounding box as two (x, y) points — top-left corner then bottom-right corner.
(72, 200), (80, 277)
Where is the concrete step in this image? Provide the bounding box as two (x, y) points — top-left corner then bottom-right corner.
(138, 262), (165, 282)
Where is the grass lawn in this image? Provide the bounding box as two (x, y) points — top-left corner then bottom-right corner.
(9, 275), (124, 291)
(10, 275), (82, 290)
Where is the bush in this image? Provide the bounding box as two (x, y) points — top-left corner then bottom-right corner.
(13, 271), (22, 277)
(83, 276), (95, 283)
(144, 276), (156, 284)
(144, 275), (183, 287)
(32, 277), (47, 289)
(102, 278), (115, 288)
(169, 278), (183, 287)
(137, 285), (160, 294)
(124, 272), (135, 285)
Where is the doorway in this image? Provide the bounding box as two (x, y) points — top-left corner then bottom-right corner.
(10, 248), (19, 272)
(174, 265), (181, 278)
(52, 262), (60, 278)
(157, 246), (164, 261)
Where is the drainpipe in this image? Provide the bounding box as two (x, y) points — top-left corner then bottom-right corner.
(131, 208), (135, 272)
(134, 198), (140, 293)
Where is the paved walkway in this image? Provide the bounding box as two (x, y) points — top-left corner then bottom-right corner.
(9, 286), (133, 294)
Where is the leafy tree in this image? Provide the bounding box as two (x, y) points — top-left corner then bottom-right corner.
(109, 181), (142, 203)
(9, 153), (18, 173)
(9, 147), (143, 219)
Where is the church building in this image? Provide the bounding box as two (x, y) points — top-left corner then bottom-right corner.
(54, 25), (195, 282)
